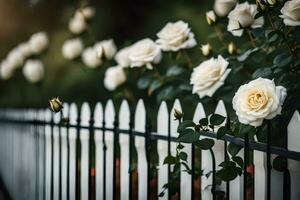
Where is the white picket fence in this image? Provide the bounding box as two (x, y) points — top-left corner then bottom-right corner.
(0, 99), (300, 200)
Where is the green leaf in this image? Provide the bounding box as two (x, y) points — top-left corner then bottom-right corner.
(177, 120), (195, 133)
(195, 138), (215, 150)
(199, 118), (208, 126)
(273, 156), (287, 172)
(163, 155), (177, 165)
(177, 130), (200, 143)
(177, 144), (184, 150)
(217, 126), (227, 139)
(239, 124), (255, 136)
(237, 48), (259, 62)
(232, 156), (244, 168)
(137, 76), (152, 89)
(228, 143), (242, 157)
(217, 166), (238, 181)
(148, 79), (163, 94)
(252, 68), (272, 79)
(210, 114), (226, 126)
(166, 65), (186, 77)
(179, 152), (188, 161)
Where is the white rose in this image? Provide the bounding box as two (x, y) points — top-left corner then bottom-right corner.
(206, 10), (217, 25)
(280, 0), (300, 26)
(23, 59), (44, 83)
(82, 47), (102, 68)
(233, 78), (287, 127)
(94, 39), (117, 60)
(129, 38), (162, 69)
(227, 2), (264, 37)
(201, 43), (212, 56)
(62, 38), (84, 60)
(156, 20), (197, 51)
(29, 32), (49, 54)
(190, 55), (231, 98)
(77, 6), (95, 19)
(17, 42), (32, 58)
(69, 13), (87, 34)
(0, 60), (14, 80)
(114, 46), (132, 67)
(213, 0), (237, 17)
(7, 48), (24, 69)
(104, 66), (126, 91)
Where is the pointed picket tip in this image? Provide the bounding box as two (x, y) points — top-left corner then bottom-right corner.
(134, 99), (146, 132)
(288, 110), (300, 152)
(119, 100), (130, 129)
(81, 102), (91, 126)
(105, 99), (115, 128)
(157, 101), (169, 136)
(214, 100), (227, 117)
(69, 103), (78, 125)
(94, 102), (103, 127)
(193, 102), (206, 122)
(44, 108), (52, 122)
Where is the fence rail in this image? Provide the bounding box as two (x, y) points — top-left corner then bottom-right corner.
(0, 99), (299, 200)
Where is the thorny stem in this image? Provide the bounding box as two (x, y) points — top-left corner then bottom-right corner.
(267, 13), (295, 56)
(213, 25), (227, 48)
(246, 29), (256, 48)
(183, 50), (193, 68)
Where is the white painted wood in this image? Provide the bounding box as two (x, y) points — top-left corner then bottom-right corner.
(134, 99), (147, 200)
(287, 111), (300, 200)
(270, 154), (284, 200)
(104, 100), (115, 200)
(38, 109), (45, 200)
(53, 110), (61, 200)
(254, 150), (266, 200)
(94, 102), (104, 200)
(61, 103), (69, 200)
(119, 100), (130, 200)
(157, 101), (169, 200)
(69, 103), (78, 200)
(80, 102), (91, 200)
(44, 109), (52, 200)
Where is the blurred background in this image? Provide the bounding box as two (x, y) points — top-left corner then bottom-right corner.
(0, 0), (211, 108)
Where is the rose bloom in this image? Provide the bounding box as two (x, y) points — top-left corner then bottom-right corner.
(17, 42), (32, 58)
(129, 38), (162, 69)
(23, 59), (44, 83)
(82, 47), (102, 68)
(7, 48), (24, 69)
(62, 38), (84, 60)
(233, 78), (287, 127)
(280, 0), (300, 26)
(190, 55), (231, 98)
(69, 13), (87, 34)
(213, 0), (237, 17)
(0, 60), (14, 80)
(156, 20), (197, 51)
(104, 66), (126, 91)
(77, 6), (95, 19)
(94, 39), (117, 60)
(114, 46), (132, 67)
(227, 2), (264, 37)
(29, 32), (49, 54)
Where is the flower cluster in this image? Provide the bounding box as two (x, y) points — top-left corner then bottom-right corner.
(0, 32), (48, 83)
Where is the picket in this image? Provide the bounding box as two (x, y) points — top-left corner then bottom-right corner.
(287, 111), (300, 200)
(68, 103), (78, 200)
(157, 101), (169, 200)
(119, 100), (130, 200)
(80, 102), (91, 200)
(94, 102), (104, 200)
(53, 110), (61, 200)
(104, 100), (115, 200)
(60, 103), (69, 200)
(134, 99), (147, 200)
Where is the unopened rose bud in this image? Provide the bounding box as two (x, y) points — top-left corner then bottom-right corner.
(256, 0), (267, 12)
(201, 43), (212, 56)
(206, 10), (216, 25)
(228, 42), (237, 54)
(49, 97), (63, 113)
(174, 108), (183, 121)
(267, 0), (276, 5)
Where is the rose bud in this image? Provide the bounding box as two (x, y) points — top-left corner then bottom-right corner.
(174, 108), (183, 121)
(201, 43), (212, 56)
(228, 42), (237, 54)
(49, 97), (63, 113)
(206, 10), (217, 25)
(256, 0), (267, 12)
